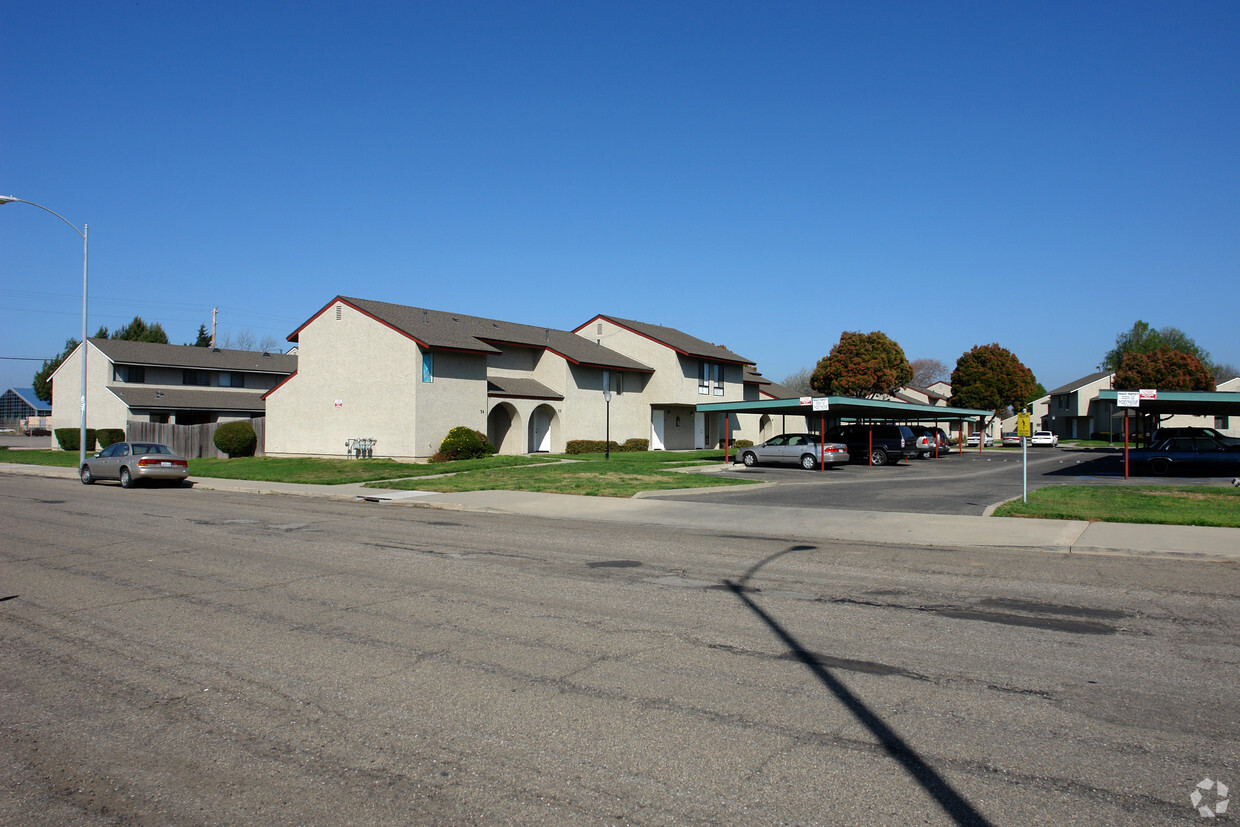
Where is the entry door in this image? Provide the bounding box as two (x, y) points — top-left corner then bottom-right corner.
(694, 413), (705, 449)
(651, 411), (665, 450)
(532, 410), (551, 453)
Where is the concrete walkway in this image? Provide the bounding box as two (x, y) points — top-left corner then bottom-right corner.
(4, 463), (1238, 562)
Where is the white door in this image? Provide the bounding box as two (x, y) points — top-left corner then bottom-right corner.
(532, 409), (551, 452)
(651, 410), (665, 450)
(694, 413), (705, 449)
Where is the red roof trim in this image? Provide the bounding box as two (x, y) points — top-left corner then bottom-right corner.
(261, 370), (298, 400)
(288, 297), (492, 355)
(574, 315), (749, 366)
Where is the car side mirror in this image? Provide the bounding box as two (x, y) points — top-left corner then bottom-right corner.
(92, 452), (101, 458)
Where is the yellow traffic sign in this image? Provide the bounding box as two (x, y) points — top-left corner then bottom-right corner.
(1016, 412), (1032, 437)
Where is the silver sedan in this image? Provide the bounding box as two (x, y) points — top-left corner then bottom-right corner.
(80, 442), (190, 488)
(735, 433), (850, 470)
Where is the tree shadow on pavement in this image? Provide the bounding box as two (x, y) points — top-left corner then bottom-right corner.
(725, 545), (994, 827)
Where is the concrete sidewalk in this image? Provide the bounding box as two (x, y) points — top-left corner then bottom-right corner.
(4, 463), (1238, 562)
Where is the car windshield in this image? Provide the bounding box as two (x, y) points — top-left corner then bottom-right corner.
(132, 443), (172, 455)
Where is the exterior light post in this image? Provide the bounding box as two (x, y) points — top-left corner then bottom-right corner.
(0, 196), (90, 470)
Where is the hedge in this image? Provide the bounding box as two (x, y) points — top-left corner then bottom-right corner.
(566, 438), (650, 454)
(432, 427), (496, 462)
(97, 428), (126, 449)
(733, 439), (754, 448)
(54, 428), (96, 452)
(214, 420), (258, 458)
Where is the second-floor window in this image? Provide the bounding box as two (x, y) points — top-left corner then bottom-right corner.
(219, 372), (246, 388)
(114, 365), (145, 383)
(422, 352), (434, 383)
(183, 370), (210, 386)
(699, 362), (724, 395)
(603, 370), (623, 395)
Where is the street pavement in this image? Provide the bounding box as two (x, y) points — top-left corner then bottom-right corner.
(3, 461), (1238, 562)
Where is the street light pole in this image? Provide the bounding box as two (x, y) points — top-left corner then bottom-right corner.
(0, 196), (90, 471)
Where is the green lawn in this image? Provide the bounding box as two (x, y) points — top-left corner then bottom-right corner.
(366, 452), (750, 497)
(0, 449), (80, 468)
(994, 485), (1240, 528)
(187, 454), (556, 484)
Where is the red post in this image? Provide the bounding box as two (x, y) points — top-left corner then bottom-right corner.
(1124, 415), (1129, 480)
(820, 414), (826, 471)
(869, 427), (873, 466)
(725, 415), (731, 465)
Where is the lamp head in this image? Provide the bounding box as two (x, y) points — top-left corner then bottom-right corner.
(0, 196), (18, 204)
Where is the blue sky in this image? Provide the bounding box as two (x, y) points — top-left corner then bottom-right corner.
(3, 1), (1237, 397)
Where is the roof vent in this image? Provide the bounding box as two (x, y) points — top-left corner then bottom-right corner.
(544, 328), (549, 341)
(423, 309), (428, 323)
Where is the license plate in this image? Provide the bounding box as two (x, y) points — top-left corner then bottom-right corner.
(160, 461), (172, 467)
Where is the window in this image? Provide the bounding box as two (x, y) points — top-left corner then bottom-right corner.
(182, 370), (209, 386)
(699, 362), (724, 395)
(1216, 416), (1230, 429)
(603, 370), (622, 395)
(714, 364), (724, 396)
(114, 365), (145, 383)
(422, 352), (434, 383)
(699, 362), (710, 394)
(219, 372), (245, 388)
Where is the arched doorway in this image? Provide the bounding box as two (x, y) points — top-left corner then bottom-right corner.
(528, 404), (558, 453)
(487, 403), (522, 455)
(759, 414), (773, 441)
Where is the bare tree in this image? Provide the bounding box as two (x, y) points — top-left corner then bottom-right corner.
(780, 366), (814, 396)
(910, 358), (948, 388)
(1212, 362), (1240, 383)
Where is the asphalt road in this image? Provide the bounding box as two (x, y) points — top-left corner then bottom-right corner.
(3, 476), (1238, 824)
(665, 447), (1201, 515)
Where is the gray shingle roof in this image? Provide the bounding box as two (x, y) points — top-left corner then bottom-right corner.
(486, 377), (564, 400)
(91, 339), (297, 374)
(108, 386), (268, 412)
(1047, 371), (1113, 396)
(582, 315), (752, 364)
(742, 367), (772, 386)
(324, 297), (653, 372)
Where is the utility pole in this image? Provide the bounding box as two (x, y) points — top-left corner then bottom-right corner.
(211, 306), (218, 348)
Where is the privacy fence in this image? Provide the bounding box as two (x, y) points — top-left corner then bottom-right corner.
(126, 417), (265, 459)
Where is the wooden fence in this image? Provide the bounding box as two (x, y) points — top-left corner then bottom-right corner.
(126, 417), (265, 459)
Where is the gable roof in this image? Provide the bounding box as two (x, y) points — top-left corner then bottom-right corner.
(6, 388), (51, 411)
(89, 339), (297, 374)
(1047, 371), (1113, 396)
(576, 315), (752, 365)
(294, 297), (653, 372)
(742, 367), (772, 386)
(108, 386), (268, 412)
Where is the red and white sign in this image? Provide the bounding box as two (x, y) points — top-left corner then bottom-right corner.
(1139, 389), (1157, 400)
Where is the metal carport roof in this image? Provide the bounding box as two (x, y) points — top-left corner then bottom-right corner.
(696, 396), (993, 423)
(1097, 389), (1240, 418)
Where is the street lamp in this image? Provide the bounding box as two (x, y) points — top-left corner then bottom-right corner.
(0, 196), (90, 470)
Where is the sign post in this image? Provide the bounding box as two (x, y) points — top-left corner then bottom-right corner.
(1116, 391), (1141, 480)
(1016, 410), (1032, 502)
(812, 397), (829, 470)
(603, 390), (612, 460)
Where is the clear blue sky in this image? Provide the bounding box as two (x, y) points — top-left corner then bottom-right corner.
(3, 1), (1237, 397)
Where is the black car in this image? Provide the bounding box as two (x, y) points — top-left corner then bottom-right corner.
(823, 424), (920, 466)
(1149, 427), (1240, 448)
(1130, 436), (1240, 476)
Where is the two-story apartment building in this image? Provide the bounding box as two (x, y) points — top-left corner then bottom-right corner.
(48, 339), (296, 439)
(1045, 371), (1115, 440)
(263, 297), (755, 459)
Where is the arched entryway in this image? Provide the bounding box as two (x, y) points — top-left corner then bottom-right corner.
(759, 414), (773, 441)
(528, 404), (558, 453)
(487, 403), (522, 455)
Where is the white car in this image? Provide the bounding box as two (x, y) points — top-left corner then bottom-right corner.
(965, 433), (994, 447)
(1030, 430), (1059, 447)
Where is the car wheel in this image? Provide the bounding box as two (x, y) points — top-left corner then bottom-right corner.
(870, 448), (888, 466)
(800, 453), (817, 470)
(80, 465), (94, 485)
(1149, 457), (1171, 476)
(742, 452), (757, 467)
(120, 467), (134, 489)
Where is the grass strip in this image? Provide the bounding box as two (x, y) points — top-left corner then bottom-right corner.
(187, 454), (555, 484)
(366, 456), (751, 497)
(0, 449), (80, 467)
(994, 485), (1240, 528)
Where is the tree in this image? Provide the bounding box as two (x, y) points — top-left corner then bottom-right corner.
(810, 331), (912, 398)
(950, 344), (1039, 414)
(111, 316), (169, 344)
(191, 324), (212, 347)
(1102, 320), (1212, 373)
(32, 337), (79, 402)
(1213, 362), (1240, 384)
(780, 367), (814, 397)
(910, 358), (948, 388)
(1115, 348), (1215, 391)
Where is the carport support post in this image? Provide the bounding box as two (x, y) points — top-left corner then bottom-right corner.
(820, 414), (825, 471)
(868, 427), (873, 467)
(1124, 415), (1129, 480)
(725, 415), (730, 465)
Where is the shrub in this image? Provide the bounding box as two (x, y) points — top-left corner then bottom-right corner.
(566, 439), (617, 454)
(434, 426), (495, 462)
(214, 420), (258, 458)
(55, 428), (96, 452)
(620, 438), (649, 452)
(733, 439), (754, 449)
(97, 428), (126, 448)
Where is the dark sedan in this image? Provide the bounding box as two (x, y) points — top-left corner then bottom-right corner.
(1130, 436), (1240, 477)
(80, 442), (190, 488)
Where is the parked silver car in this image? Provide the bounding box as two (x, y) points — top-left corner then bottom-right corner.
(736, 433), (850, 470)
(80, 442), (189, 488)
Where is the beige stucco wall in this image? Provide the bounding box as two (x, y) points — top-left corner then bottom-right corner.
(48, 342), (130, 447)
(265, 301), (486, 459)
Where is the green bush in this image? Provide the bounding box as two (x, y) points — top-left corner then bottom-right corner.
(213, 420), (258, 458)
(566, 439), (618, 454)
(733, 439), (754, 448)
(620, 438), (649, 452)
(55, 428), (96, 452)
(97, 428), (126, 448)
(433, 427), (495, 462)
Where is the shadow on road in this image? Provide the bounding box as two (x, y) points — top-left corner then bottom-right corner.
(725, 545), (993, 827)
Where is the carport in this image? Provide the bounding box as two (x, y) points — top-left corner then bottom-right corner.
(1096, 389), (1240, 477)
(696, 396), (994, 468)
